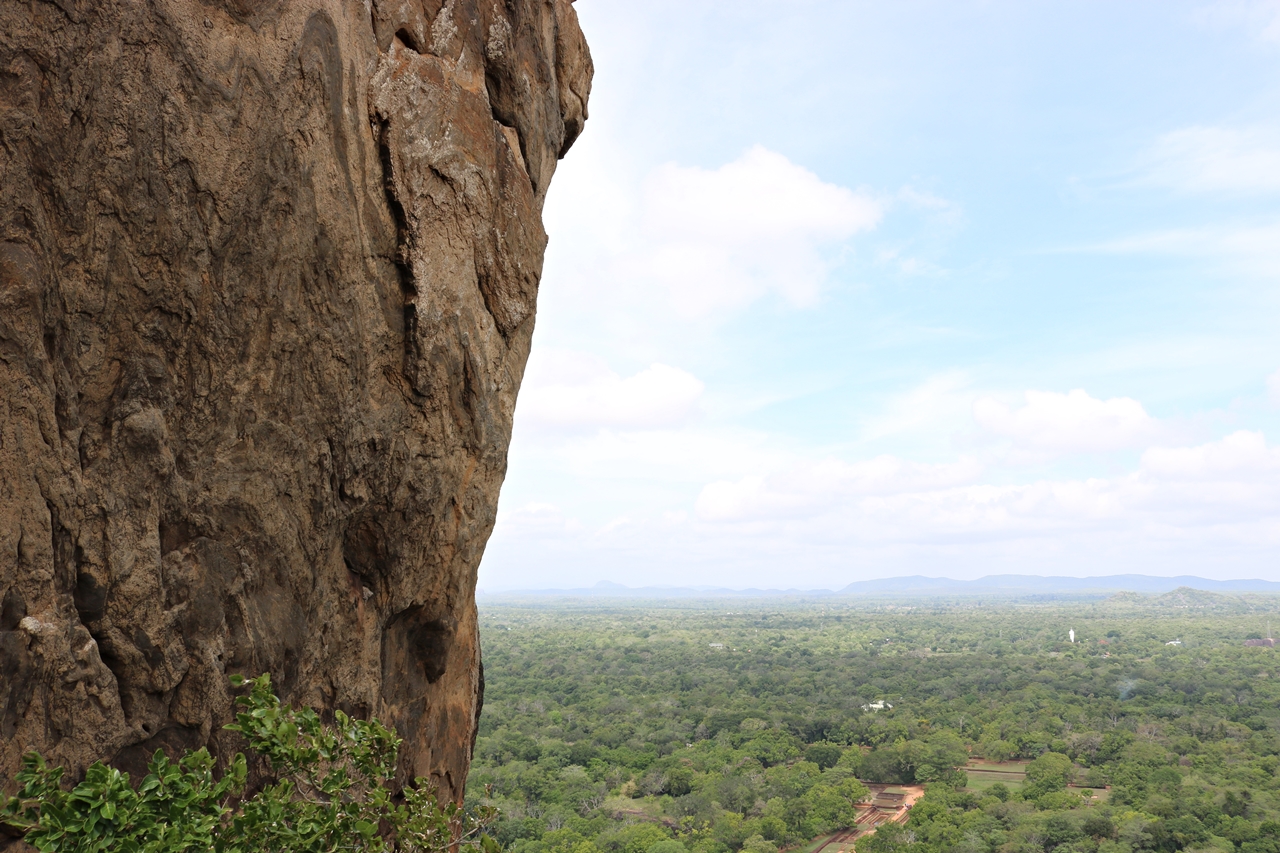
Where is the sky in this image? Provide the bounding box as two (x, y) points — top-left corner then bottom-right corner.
(477, 0), (1280, 591)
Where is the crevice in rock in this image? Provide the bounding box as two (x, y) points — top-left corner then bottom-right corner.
(325, 437), (341, 497)
(376, 120), (414, 299)
(484, 68), (529, 175)
(402, 303), (419, 374)
(394, 28), (422, 53)
(46, 499), (74, 592)
(0, 630), (34, 741)
(73, 570), (107, 625)
(78, 428), (92, 470)
(376, 118), (420, 376)
(53, 384), (76, 446)
(0, 587), (32, 742)
(470, 656), (484, 758)
(455, 341), (481, 444)
(0, 588), (25, 631)
(97, 641), (129, 716)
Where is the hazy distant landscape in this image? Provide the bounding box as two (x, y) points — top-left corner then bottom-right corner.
(469, 592), (1280, 853)
(481, 575), (1280, 599)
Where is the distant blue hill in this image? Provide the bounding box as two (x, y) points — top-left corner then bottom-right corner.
(479, 574), (1280, 598)
(481, 581), (830, 598)
(838, 574), (1280, 595)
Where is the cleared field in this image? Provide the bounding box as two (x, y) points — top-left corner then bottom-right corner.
(964, 759), (1028, 791)
(1069, 786), (1110, 802)
(965, 760), (1029, 774)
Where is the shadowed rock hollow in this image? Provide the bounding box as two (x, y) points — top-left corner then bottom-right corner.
(0, 0), (590, 804)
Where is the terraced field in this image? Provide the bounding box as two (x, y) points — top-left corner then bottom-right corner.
(802, 785), (924, 853)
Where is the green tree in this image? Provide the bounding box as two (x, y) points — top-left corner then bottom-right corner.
(804, 744), (843, 771)
(1025, 752), (1073, 793)
(4, 674), (495, 853)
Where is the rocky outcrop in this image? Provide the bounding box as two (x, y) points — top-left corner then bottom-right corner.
(0, 0), (590, 804)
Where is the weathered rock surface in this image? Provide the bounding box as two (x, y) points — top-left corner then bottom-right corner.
(0, 0), (590, 808)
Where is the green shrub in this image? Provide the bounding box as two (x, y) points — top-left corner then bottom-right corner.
(3, 673), (498, 853)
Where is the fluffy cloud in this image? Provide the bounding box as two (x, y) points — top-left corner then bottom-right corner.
(695, 455), (982, 522)
(485, 427), (1280, 590)
(865, 431), (1280, 540)
(640, 146), (882, 317)
(518, 349), (704, 431)
(1141, 429), (1279, 482)
(695, 475), (811, 522)
(1141, 125), (1280, 194)
(488, 351), (1280, 585)
(972, 389), (1160, 456)
(693, 431), (1280, 542)
(534, 144), (888, 356)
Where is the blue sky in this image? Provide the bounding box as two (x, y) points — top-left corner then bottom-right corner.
(477, 0), (1280, 590)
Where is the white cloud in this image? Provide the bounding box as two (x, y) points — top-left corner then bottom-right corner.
(1141, 429), (1279, 481)
(1092, 220), (1280, 276)
(777, 455), (984, 497)
(860, 371), (973, 442)
(692, 431), (1280, 544)
(491, 368), (1280, 585)
(1090, 125), (1280, 273)
(550, 425), (792, 488)
(897, 186), (961, 216)
(1192, 0), (1280, 43)
(518, 349), (704, 431)
(490, 502), (586, 543)
(1141, 125), (1280, 194)
(695, 455), (983, 522)
(695, 475), (812, 522)
(640, 146), (882, 317)
(972, 389), (1159, 456)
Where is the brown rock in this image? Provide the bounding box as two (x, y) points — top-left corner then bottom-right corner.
(0, 0), (591, 806)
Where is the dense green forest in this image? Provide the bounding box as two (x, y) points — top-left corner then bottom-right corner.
(466, 591), (1280, 853)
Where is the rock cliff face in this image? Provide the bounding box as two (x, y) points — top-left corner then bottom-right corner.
(0, 0), (590, 805)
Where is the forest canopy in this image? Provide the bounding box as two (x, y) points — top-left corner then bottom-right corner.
(467, 593), (1280, 853)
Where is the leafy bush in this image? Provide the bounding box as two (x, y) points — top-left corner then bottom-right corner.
(3, 674), (498, 853)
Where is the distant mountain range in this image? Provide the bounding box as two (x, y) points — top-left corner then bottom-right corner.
(480, 574), (1280, 598)
(836, 574), (1280, 594)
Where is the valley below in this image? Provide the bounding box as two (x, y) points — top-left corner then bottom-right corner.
(468, 592), (1280, 853)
